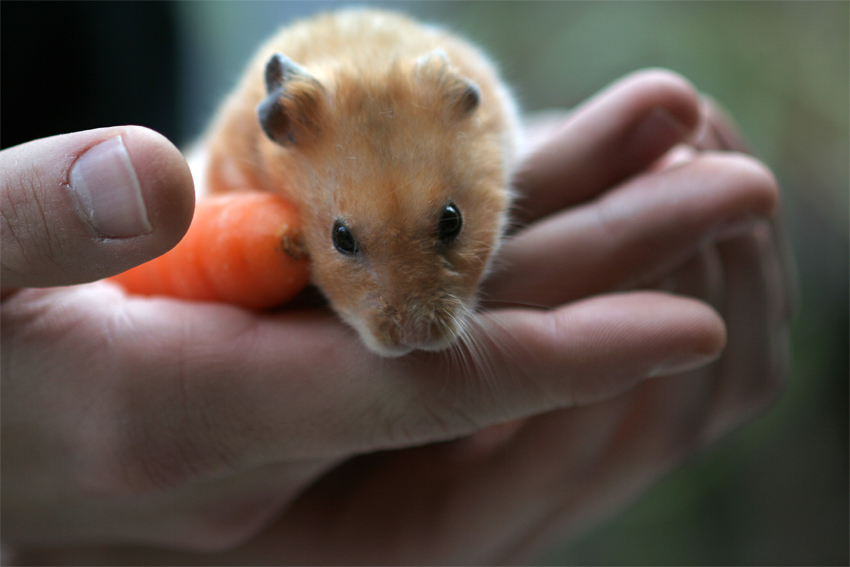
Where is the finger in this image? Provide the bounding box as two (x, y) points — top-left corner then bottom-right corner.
(704, 223), (790, 442)
(486, 152), (779, 307)
(691, 94), (754, 154)
(194, 327), (723, 566)
(93, 289), (725, 491)
(512, 68), (701, 226)
(495, 213), (790, 561)
(699, 96), (798, 320)
(0, 126), (194, 289)
(469, 248), (727, 562)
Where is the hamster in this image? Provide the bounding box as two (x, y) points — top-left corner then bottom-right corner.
(196, 8), (519, 357)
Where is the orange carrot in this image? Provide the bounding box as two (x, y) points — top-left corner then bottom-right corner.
(108, 192), (310, 309)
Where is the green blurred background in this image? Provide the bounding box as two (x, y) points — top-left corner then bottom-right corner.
(3, 1), (847, 565)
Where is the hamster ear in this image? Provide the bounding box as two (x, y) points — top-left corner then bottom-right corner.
(415, 48), (450, 70)
(415, 49), (481, 118)
(257, 53), (327, 146)
(452, 78), (481, 116)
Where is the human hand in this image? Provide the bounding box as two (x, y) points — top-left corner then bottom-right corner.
(1, 69), (788, 565)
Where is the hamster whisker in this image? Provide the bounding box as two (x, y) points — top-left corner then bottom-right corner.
(478, 297), (552, 311)
(452, 313), (512, 413)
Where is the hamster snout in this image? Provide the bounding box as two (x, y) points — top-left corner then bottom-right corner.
(362, 292), (470, 357)
(345, 269), (475, 358)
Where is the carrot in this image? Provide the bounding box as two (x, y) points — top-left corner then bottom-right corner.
(108, 192), (310, 309)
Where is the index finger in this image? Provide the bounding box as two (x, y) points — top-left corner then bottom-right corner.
(513, 69), (701, 226)
(92, 289), (724, 488)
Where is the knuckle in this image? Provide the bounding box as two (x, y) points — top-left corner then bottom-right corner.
(618, 68), (701, 122)
(729, 153), (778, 191)
(628, 68), (696, 97)
(704, 153), (780, 215)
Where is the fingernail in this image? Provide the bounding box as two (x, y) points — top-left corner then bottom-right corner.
(69, 135), (152, 237)
(649, 351), (721, 377)
(628, 106), (690, 153)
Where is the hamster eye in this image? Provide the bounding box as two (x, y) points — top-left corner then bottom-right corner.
(438, 202), (463, 243)
(332, 220), (359, 255)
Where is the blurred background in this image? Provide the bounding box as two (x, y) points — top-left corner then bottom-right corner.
(2, 2), (847, 564)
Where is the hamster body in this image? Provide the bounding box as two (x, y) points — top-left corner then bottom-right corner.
(198, 9), (519, 357)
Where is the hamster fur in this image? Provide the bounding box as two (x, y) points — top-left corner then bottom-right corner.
(195, 9), (519, 357)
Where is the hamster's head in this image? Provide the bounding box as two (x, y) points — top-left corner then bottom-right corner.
(256, 52), (514, 357)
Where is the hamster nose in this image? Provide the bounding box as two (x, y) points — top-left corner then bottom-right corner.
(394, 310), (461, 352)
(372, 295), (466, 354)
(397, 319), (438, 348)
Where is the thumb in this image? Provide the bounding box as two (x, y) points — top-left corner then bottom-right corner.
(1, 126), (194, 289)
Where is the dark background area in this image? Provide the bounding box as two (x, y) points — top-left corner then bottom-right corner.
(1, 2), (180, 149)
(2, 2), (847, 565)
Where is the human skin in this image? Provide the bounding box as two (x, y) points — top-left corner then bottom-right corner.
(0, 69), (791, 565)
